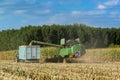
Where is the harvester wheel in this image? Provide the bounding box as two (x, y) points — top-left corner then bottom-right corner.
(69, 54), (74, 58)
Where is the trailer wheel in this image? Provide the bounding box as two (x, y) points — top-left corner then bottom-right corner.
(63, 58), (66, 63)
(14, 54), (19, 62)
(15, 57), (19, 62)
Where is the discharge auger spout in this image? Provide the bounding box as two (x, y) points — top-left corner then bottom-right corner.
(29, 40), (62, 47)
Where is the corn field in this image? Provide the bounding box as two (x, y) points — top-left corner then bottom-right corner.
(0, 61), (120, 80)
(0, 48), (120, 80)
(0, 48), (120, 62)
(83, 48), (120, 62)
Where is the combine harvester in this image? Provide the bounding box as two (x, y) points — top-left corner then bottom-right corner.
(16, 38), (86, 63)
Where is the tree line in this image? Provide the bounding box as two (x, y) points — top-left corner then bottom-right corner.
(0, 24), (120, 51)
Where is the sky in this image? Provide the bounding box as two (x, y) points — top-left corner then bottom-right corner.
(0, 0), (120, 30)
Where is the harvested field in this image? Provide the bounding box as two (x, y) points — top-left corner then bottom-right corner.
(0, 48), (120, 80)
(0, 61), (120, 80)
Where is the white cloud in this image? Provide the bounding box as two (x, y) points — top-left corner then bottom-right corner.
(41, 1), (53, 7)
(48, 13), (68, 24)
(110, 11), (119, 15)
(71, 10), (106, 15)
(57, 0), (81, 5)
(41, 9), (50, 14)
(0, 11), (4, 14)
(97, 0), (120, 9)
(35, 9), (51, 14)
(98, 4), (106, 9)
(0, 0), (19, 6)
(109, 11), (120, 18)
(88, 10), (106, 15)
(14, 10), (27, 14)
(21, 20), (28, 23)
(0, 8), (4, 14)
(71, 11), (81, 15)
(25, 0), (36, 4)
(46, 10), (107, 25)
(104, 0), (119, 6)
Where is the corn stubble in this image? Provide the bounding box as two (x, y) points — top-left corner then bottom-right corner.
(0, 61), (120, 80)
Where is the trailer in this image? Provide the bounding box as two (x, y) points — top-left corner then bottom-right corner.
(16, 45), (40, 62)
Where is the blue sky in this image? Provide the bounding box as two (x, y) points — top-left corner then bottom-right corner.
(0, 0), (120, 30)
